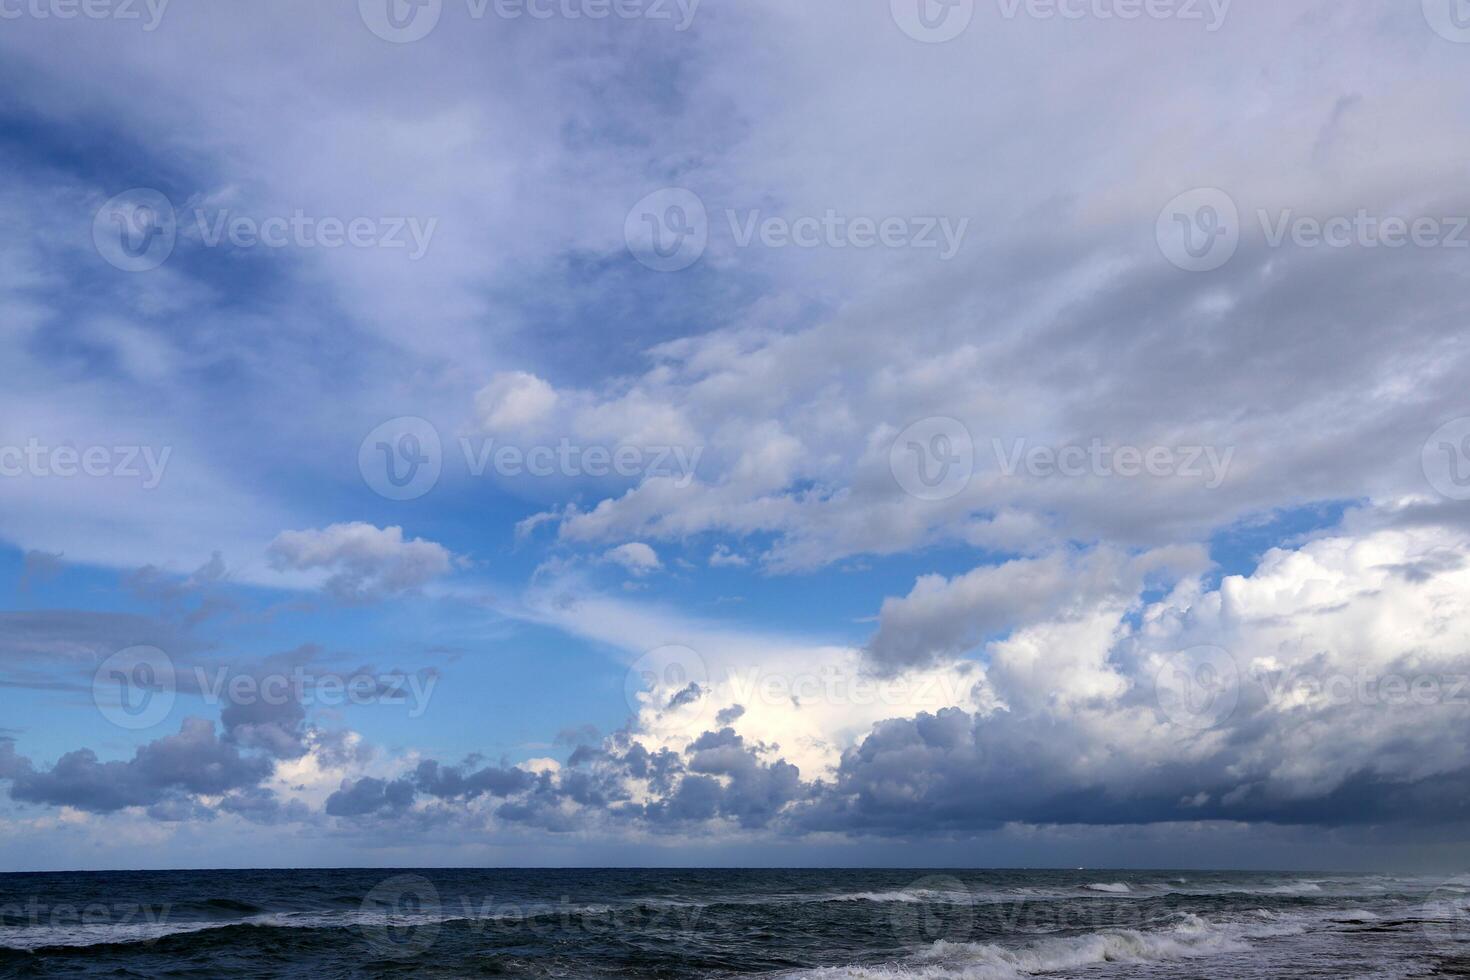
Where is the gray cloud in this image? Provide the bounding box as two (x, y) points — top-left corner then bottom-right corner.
(4, 718), (272, 814)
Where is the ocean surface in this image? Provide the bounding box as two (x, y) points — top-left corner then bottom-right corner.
(1, 868), (1468, 978)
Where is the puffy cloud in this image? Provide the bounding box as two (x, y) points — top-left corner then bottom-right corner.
(266, 523), (455, 602)
(709, 545), (748, 568)
(604, 542), (662, 576)
(4, 719), (273, 814)
(474, 371), (559, 433)
(318, 517), (1470, 838)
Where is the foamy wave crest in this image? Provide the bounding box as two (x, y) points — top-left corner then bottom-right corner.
(1080, 882), (1132, 894)
(0, 919), (237, 952)
(823, 890), (969, 905)
(781, 913), (1261, 979)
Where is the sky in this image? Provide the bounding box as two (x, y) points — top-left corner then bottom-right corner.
(2, 0), (1470, 872)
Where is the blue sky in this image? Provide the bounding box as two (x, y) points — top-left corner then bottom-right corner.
(2, 0), (1470, 871)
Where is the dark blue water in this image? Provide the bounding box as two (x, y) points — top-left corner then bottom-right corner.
(0, 869), (1465, 978)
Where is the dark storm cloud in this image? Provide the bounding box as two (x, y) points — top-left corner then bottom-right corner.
(715, 704), (745, 725)
(324, 760), (536, 816)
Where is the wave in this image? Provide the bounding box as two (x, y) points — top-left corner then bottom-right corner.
(779, 912), (1298, 979)
(0, 899), (714, 953)
(0, 919), (236, 953)
(1080, 882), (1131, 894)
(822, 890), (969, 905)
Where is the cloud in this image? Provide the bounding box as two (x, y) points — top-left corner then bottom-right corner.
(4, 718), (273, 814)
(266, 523), (455, 601)
(321, 516), (1470, 838)
(864, 546), (1207, 673)
(604, 542), (662, 576)
(709, 545), (748, 568)
(474, 371), (560, 433)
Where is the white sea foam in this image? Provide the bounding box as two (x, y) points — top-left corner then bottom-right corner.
(823, 890), (970, 905)
(778, 911), (1315, 979)
(1080, 882), (1132, 894)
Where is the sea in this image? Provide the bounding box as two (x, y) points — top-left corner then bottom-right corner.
(0, 868), (1467, 978)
